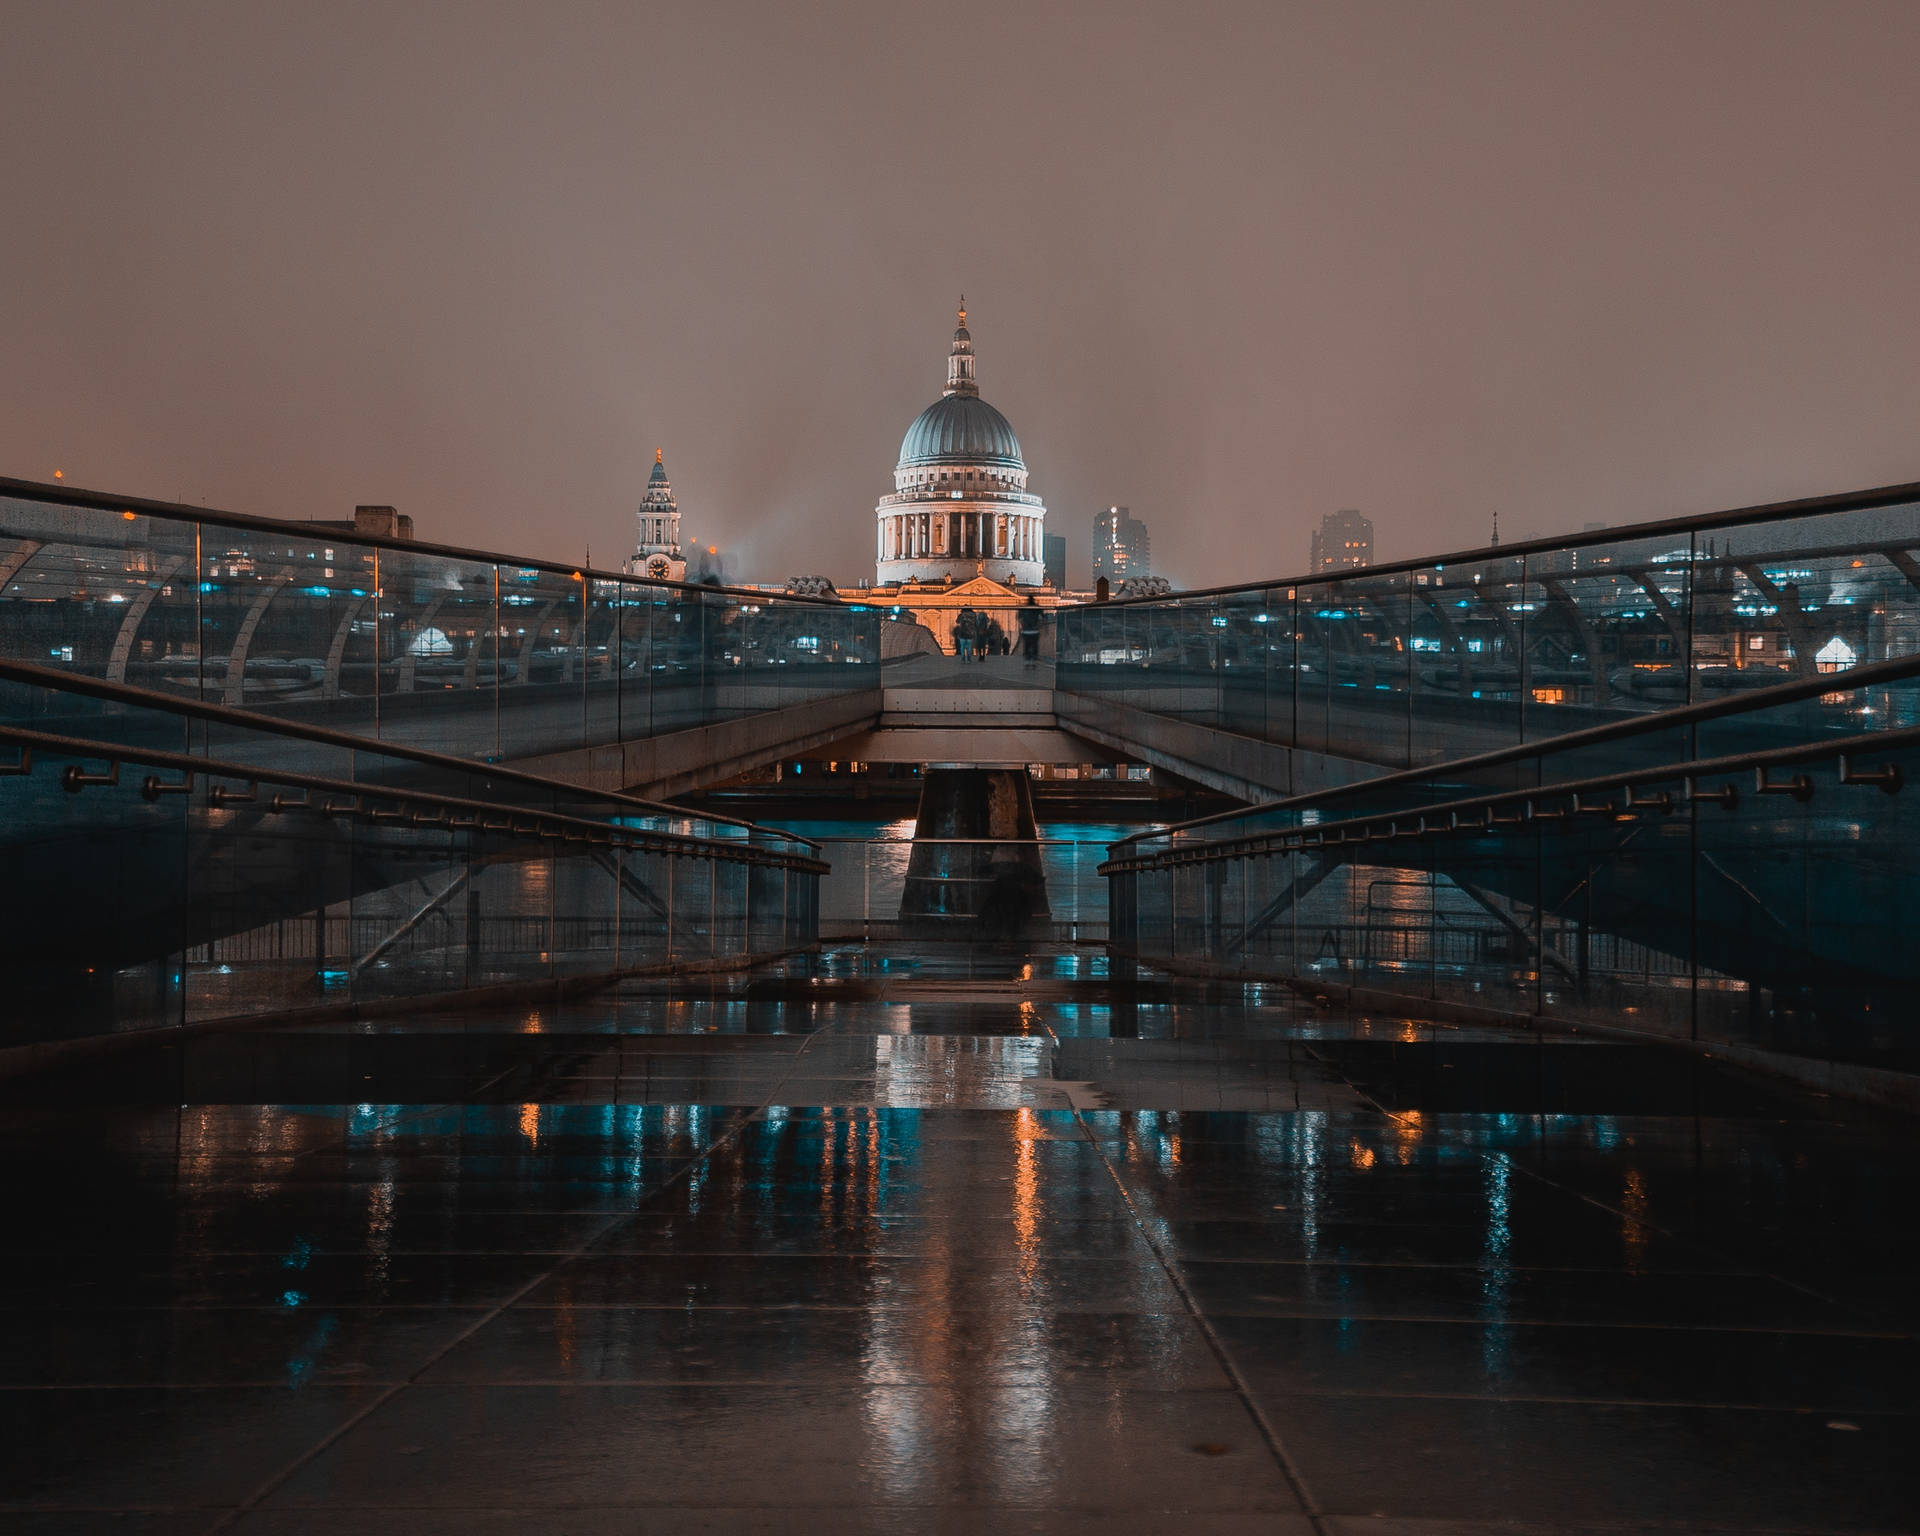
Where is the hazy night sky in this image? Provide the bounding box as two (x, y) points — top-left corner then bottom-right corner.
(4, 0), (1918, 588)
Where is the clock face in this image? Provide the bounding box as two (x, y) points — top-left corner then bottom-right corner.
(647, 555), (671, 579)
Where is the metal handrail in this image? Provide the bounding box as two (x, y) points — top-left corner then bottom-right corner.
(1061, 477), (1920, 607)
(0, 720), (830, 873)
(0, 657), (825, 853)
(0, 474), (856, 608)
(1099, 722), (1918, 876)
(1107, 648), (1920, 849)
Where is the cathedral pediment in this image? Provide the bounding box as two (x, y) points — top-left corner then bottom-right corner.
(947, 576), (1019, 598)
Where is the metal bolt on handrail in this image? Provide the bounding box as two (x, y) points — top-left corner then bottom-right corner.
(1753, 767), (1814, 802)
(61, 762), (119, 792)
(1688, 780), (1740, 810)
(208, 781), (256, 806)
(142, 773), (195, 801)
(1839, 755), (1904, 793)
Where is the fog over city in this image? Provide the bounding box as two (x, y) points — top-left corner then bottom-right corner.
(4, 0), (1918, 587)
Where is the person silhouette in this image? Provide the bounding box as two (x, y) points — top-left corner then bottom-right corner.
(1019, 594), (1042, 669)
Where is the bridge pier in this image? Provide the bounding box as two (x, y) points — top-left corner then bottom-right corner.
(899, 768), (1051, 938)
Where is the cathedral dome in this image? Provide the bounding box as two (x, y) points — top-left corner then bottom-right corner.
(874, 301), (1047, 590)
(897, 394), (1024, 470)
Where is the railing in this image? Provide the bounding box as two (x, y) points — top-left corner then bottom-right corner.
(0, 656), (816, 842)
(0, 477), (881, 765)
(0, 668), (826, 1056)
(1108, 648), (1920, 856)
(875, 490), (1045, 509)
(1103, 659), (1920, 1078)
(1057, 481), (1920, 771)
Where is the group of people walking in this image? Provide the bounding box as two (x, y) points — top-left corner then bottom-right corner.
(953, 597), (1044, 669)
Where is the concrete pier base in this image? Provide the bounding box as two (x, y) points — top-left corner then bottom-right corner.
(899, 768), (1051, 939)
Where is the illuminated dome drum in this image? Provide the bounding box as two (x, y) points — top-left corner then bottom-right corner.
(874, 303), (1047, 587)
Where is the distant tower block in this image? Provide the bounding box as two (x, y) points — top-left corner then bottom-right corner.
(626, 448), (686, 581)
(1092, 506), (1150, 585)
(874, 301), (1049, 588)
(1308, 508), (1374, 572)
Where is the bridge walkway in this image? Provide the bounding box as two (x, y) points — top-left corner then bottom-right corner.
(2, 945), (1909, 1529)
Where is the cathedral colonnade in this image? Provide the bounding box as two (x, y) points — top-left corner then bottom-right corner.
(878, 510), (1043, 563)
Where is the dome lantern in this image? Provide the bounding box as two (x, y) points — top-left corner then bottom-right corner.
(945, 296), (979, 398)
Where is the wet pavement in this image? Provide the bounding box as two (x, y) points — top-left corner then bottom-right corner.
(2, 945), (1915, 1532)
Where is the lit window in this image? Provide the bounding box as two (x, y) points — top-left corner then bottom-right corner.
(1815, 636), (1856, 672)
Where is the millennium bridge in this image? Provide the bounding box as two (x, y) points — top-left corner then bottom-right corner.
(2, 473), (1914, 1530)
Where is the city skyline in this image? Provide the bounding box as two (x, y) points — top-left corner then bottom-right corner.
(4, 3), (1919, 590)
(3, 5), (1916, 1518)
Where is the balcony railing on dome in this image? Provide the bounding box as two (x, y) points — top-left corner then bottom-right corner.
(876, 490), (1045, 509)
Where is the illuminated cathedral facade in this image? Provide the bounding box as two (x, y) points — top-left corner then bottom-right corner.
(873, 303), (1048, 588)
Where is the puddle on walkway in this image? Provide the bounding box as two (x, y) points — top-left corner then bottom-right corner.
(3, 943), (1913, 1529)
